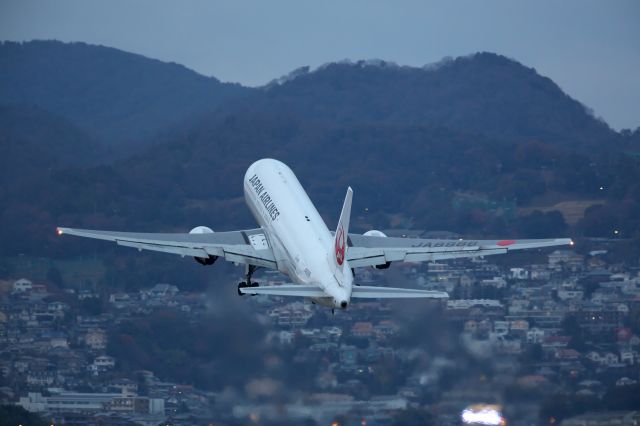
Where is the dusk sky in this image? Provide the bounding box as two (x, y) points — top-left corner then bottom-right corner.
(1, 0), (638, 130)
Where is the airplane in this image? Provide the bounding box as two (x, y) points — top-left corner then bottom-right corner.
(57, 158), (573, 310)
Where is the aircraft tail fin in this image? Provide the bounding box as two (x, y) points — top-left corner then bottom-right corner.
(333, 187), (353, 271)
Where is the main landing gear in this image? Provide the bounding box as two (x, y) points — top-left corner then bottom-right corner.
(238, 265), (260, 296)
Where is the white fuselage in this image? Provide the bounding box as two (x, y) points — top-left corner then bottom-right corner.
(243, 159), (352, 308)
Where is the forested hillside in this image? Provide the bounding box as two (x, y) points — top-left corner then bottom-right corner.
(0, 40), (250, 151)
(0, 103), (100, 173)
(238, 54), (621, 152)
(1, 41), (639, 258)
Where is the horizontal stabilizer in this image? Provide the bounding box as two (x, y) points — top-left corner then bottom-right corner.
(239, 284), (326, 297)
(240, 284), (449, 299)
(351, 286), (449, 299)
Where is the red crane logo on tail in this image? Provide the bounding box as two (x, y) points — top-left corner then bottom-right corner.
(335, 226), (345, 266)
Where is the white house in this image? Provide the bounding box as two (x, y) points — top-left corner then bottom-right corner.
(558, 289), (584, 301)
(616, 377), (637, 386)
(93, 355), (115, 369)
(585, 351), (601, 363)
(26, 372), (56, 386)
(142, 283), (179, 299)
(13, 278), (33, 293)
(527, 328), (545, 344)
(482, 277), (507, 288)
(601, 352), (619, 366)
(50, 336), (69, 349)
(277, 331), (294, 345)
(510, 320), (530, 332)
(510, 268), (528, 280)
(109, 378), (138, 396)
(548, 250), (584, 271)
(493, 321), (509, 335)
(530, 265), (551, 280)
(620, 350), (635, 365)
(48, 301), (69, 313)
(85, 329), (107, 350)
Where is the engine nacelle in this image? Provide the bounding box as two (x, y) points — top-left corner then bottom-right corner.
(363, 229), (387, 238)
(363, 230), (391, 269)
(190, 226), (214, 234)
(190, 226), (218, 266)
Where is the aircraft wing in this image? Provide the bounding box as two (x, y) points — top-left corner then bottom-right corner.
(346, 234), (573, 268)
(56, 227), (277, 269)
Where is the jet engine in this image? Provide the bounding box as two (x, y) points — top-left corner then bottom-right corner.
(364, 230), (391, 269)
(190, 226), (218, 265)
(363, 230), (387, 238)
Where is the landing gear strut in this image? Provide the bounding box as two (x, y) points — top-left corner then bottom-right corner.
(237, 265), (260, 296)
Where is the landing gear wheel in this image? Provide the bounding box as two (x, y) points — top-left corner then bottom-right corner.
(238, 265), (262, 296)
(240, 265), (261, 296)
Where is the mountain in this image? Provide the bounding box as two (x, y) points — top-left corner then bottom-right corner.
(1, 43), (639, 259)
(0, 103), (111, 255)
(0, 40), (251, 151)
(115, 113), (622, 230)
(238, 54), (619, 151)
(0, 103), (100, 178)
(0, 42), (622, 154)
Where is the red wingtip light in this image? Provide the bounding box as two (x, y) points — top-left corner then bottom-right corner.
(56, 228), (63, 236)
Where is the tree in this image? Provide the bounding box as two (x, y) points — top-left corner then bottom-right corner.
(47, 265), (64, 287)
(392, 407), (434, 426)
(79, 297), (104, 316)
(516, 210), (567, 238)
(0, 405), (48, 426)
(628, 306), (640, 335)
(136, 371), (149, 396)
(520, 343), (543, 364)
(540, 393), (600, 423)
(602, 384), (640, 410)
(561, 315), (587, 352)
